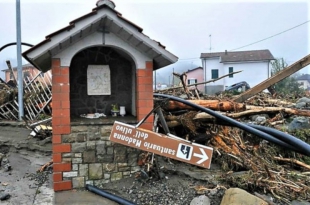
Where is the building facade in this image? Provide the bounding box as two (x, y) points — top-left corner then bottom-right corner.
(201, 50), (274, 95)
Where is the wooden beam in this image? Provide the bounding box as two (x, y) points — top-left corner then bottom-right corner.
(233, 54), (310, 103)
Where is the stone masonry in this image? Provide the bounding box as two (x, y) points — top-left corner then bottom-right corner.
(61, 124), (141, 189)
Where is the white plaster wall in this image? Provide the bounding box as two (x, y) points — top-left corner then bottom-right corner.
(204, 58), (223, 85)
(298, 80), (310, 89)
(54, 32), (151, 68)
(223, 61), (269, 88)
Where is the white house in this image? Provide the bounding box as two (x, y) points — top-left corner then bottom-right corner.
(296, 74), (310, 90)
(200, 49), (275, 95)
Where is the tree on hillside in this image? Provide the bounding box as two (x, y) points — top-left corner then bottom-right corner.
(271, 58), (304, 97)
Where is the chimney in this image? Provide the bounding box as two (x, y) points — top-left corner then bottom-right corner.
(225, 50), (227, 55)
(96, 0), (116, 9)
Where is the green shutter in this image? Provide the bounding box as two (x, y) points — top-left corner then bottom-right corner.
(211, 69), (218, 79)
(229, 67), (233, 78)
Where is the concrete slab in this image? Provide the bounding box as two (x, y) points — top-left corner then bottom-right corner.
(54, 190), (120, 205)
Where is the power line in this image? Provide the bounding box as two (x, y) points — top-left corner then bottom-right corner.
(230, 20), (310, 51)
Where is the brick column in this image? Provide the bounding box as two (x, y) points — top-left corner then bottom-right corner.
(51, 58), (72, 191)
(136, 61), (154, 130)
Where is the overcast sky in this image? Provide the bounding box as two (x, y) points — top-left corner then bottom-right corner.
(0, 0), (309, 82)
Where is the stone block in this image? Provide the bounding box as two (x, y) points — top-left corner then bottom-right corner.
(62, 153), (73, 158)
(117, 163), (128, 167)
(118, 166), (130, 172)
(72, 142), (86, 153)
(86, 181), (94, 186)
(62, 134), (76, 143)
(76, 133), (86, 142)
(106, 147), (114, 155)
(89, 163), (103, 180)
(71, 126), (88, 132)
(123, 171), (130, 176)
(72, 164), (78, 171)
(63, 171), (78, 178)
(87, 141), (96, 149)
(114, 146), (127, 155)
(97, 155), (114, 163)
(88, 126), (99, 133)
(102, 163), (116, 172)
(104, 173), (110, 179)
(88, 132), (101, 141)
(114, 155), (127, 163)
(101, 126), (112, 136)
(105, 141), (113, 146)
(79, 164), (88, 176)
(128, 153), (138, 165)
(111, 172), (123, 181)
(62, 158), (72, 162)
(220, 188), (268, 205)
(83, 150), (96, 163)
(101, 136), (110, 141)
(74, 153), (82, 158)
(96, 142), (106, 155)
(72, 177), (85, 189)
(72, 158), (82, 164)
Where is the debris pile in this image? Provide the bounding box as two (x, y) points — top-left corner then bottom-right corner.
(0, 61), (52, 122)
(150, 85), (310, 204)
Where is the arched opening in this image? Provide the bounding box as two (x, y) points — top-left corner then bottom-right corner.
(69, 46), (136, 118)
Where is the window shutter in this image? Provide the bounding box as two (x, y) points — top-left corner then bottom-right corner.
(229, 67), (233, 78)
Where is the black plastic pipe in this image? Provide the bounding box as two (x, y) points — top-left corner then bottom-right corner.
(0, 42), (33, 52)
(86, 184), (136, 205)
(247, 124), (310, 156)
(154, 93), (310, 156)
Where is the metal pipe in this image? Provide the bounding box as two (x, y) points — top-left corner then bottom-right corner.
(85, 184), (136, 205)
(153, 93), (310, 156)
(16, 0), (24, 120)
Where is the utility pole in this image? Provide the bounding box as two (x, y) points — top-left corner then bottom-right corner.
(16, 0), (24, 120)
(209, 34), (212, 53)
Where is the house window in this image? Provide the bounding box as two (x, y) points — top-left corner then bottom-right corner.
(211, 69), (218, 79)
(187, 78), (197, 85)
(229, 67), (233, 78)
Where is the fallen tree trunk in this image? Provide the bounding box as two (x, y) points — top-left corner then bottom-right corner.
(246, 106), (310, 117)
(158, 100), (246, 112)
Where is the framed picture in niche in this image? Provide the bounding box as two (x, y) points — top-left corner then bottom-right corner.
(87, 65), (111, 95)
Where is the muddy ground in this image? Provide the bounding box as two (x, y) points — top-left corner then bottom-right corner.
(4, 124), (309, 205)
(0, 124), (228, 205)
(0, 125), (53, 205)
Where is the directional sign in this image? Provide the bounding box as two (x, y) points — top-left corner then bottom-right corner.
(109, 121), (213, 168)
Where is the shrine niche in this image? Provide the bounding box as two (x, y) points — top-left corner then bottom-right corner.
(22, 0), (177, 192)
(69, 46), (134, 117)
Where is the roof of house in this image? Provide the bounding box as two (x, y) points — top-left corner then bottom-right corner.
(186, 66), (203, 73)
(1, 63), (34, 72)
(200, 49), (275, 63)
(22, 2), (178, 72)
(296, 74), (310, 81)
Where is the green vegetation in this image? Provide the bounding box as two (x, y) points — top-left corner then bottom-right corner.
(271, 58), (305, 97)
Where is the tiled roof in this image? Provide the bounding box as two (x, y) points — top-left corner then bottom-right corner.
(201, 49), (275, 63)
(186, 66), (203, 73)
(296, 74), (310, 81)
